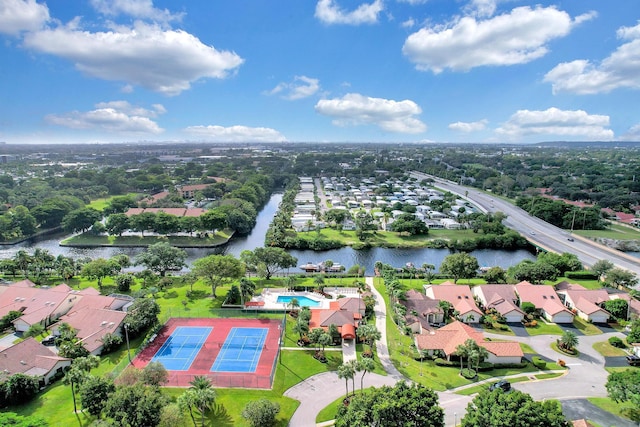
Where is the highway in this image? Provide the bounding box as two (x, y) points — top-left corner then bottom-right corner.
(410, 171), (640, 277)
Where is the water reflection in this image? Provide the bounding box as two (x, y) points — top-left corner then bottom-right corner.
(0, 193), (537, 272)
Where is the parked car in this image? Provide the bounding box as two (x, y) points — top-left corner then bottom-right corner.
(489, 379), (511, 392)
(626, 355), (640, 366)
(41, 335), (56, 346)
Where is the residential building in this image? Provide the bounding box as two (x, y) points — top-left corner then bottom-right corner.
(424, 282), (483, 323)
(401, 289), (444, 333)
(515, 281), (574, 323)
(472, 284), (525, 323)
(0, 338), (71, 386)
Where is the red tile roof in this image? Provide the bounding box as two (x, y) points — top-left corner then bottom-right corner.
(415, 321), (523, 358)
(515, 282), (573, 316)
(424, 283), (482, 317)
(0, 338), (70, 382)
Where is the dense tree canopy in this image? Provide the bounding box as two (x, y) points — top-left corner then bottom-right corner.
(336, 381), (444, 427)
(134, 242), (187, 277)
(439, 253), (479, 283)
(240, 247), (298, 280)
(461, 389), (568, 427)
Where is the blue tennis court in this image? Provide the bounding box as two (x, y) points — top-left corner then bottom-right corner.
(151, 326), (212, 370)
(211, 327), (267, 373)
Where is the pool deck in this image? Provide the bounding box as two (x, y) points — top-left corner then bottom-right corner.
(248, 287), (361, 311)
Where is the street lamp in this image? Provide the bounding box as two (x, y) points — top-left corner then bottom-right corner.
(124, 323), (131, 364)
(454, 412), (457, 427)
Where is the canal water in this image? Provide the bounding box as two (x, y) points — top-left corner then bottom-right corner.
(0, 193), (537, 272)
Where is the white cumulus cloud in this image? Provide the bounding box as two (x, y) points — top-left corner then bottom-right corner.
(23, 21), (244, 96)
(403, 6), (595, 73)
(184, 125), (287, 142)
(449, 119), (488, 132)
(464, 0), (498, 18)
(315, 0), (384, 25)
(619, 123), (640, 141)
(90, 0), (183, 23)
(0, 0), (49, 35)
(46, 101), (165, 134)
(315, 93), (427, 134)
(266, 76), (320, 100)
(495, 107), (614, 141)
(544, 22), (640, 94)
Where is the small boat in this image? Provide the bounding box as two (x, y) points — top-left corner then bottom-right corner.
(300, 262), (321, 272)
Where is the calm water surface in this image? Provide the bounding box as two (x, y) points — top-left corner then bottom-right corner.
(0, 193), (537, 272)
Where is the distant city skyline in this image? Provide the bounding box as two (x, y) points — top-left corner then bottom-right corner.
(0, 0), (638, 144)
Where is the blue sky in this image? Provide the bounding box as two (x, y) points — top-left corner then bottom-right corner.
(0, 0), (638, 144)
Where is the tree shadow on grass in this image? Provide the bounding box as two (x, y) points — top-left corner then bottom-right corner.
(208, 402), (234, 427)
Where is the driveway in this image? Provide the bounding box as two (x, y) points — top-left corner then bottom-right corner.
(507, 322), (529, 337)
(604, 356), (632, 368)
(0, 333), (19, 350)
(560, 322), (585, 336)
(561, 399), (637, 427)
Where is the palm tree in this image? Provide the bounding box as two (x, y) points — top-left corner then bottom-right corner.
(313, 274), (325, 292)
(559, 330), (579, 352)
(239, 278), (256, 304)
(337, 363), (355, 398)
(356, 323), (381, 353)
(473, 345), (489, 375)
(284, 275), (297, 291)
(422, 263), (436, 284)
(292, 320), (309, 343)
(455, 341), (470, 375)
(356, 357), (375, 392)
(188, 376), (216, 427)
(347, 360), (358, 395)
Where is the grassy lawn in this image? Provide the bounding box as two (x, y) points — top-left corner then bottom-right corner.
(587, 397), (639, 423)
(374, 279), (540, 391)
(551, 342), (579, 358)
(297, 227), (505, 249)
(572, 317), (602, 335)
(593, 341), (629, 357)
(61, 231), (233, 247)
(86, 193), (139, 212)
(481, 323), (514, 336)
(454, 376), (532, 396)
(574, 223), (640, 240)
(523, 320), (564, 336)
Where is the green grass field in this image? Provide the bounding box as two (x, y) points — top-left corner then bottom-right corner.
(86, 193), (139, 212)
(575, 223), (640, 240)
(593, 340), (629, 357)
(61, 230), (233, 247)
(297, 227), (493, 249)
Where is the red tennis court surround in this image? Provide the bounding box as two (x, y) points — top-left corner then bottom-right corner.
(133, 318), (281, 388)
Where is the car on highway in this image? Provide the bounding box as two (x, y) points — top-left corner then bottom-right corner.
(567, 238), (574, 242)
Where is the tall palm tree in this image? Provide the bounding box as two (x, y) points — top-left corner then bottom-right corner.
(337, 363), (355, 398)
(356, 357), (375, 392)
(284, 275), (297, 291)
(313, 274), (325, 292)
(188, 376), (216, 427)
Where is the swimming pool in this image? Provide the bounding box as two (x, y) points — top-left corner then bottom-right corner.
(276, 295), (321, 307)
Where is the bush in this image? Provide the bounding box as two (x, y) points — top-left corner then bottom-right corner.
(492, 361), (528, 369)
(566, 271), (599, 280)
(532, 356), (547, 369)
(461, 368), (476, 379)
(557, 359), (566, 367)
(434, 358), (456, 367)
(608, 336), (625, 348)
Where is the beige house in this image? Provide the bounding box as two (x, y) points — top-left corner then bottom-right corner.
(472, 284), (525, 323)
(555, 282), (610, 323)
(515, 281), (574, 323)
(0, 338), (71, 386)
(414, 321), (523, 364)
(424, 282), (483, 323)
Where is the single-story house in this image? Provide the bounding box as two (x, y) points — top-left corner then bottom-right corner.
(52, 294), (129, 355)
(414, 321), (523, 364)
(0, 281), (79, 333)
(0, 338), (71, 386)
(424, 282), (483, 323)
(309, 297), (363, 340)
(515, 281), (574, 323)
(472, 284), (525, 323)
(555, 282), (610, 323)
(400, 289), (444, 333)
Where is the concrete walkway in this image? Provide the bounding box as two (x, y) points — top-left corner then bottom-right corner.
(341, 339), (356, 363)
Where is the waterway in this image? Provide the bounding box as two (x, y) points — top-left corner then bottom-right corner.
(0, 193), (537, 272)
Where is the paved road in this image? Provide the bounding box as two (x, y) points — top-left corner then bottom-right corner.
(410, 171), (640, 276)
